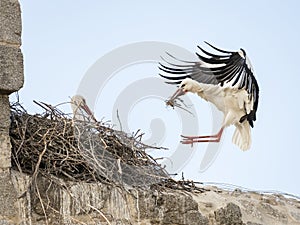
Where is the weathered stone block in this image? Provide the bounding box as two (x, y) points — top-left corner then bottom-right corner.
(0, 172), (18, 218)
(0, 134), (11, 169)
(0, 45), (24, 94)
(215, 202), (244, 225)
(0, 95), (10, 130)
(184, 210), (209, 225)
(0, 0), (22, 45)
(0, 95), (11, 170)
(246, 222), (263, 225)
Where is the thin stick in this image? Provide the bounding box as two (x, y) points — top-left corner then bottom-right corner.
(116, 109), (123, 131)
(87, 204), (112, 225)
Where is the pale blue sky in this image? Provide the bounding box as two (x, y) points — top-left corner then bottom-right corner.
(17, 1), (300, 196)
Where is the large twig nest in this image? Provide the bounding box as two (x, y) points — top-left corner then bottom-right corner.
(10, 102), (168, 187)
(10, 101), (205, 193)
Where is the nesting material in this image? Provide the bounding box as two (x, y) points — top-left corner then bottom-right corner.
(9, 101), (205, 192)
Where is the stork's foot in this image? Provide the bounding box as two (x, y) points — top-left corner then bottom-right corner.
(180, 135), (221, 146)
(181, 128), (224, 147)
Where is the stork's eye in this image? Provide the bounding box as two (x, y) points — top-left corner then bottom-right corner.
(181, 84), (186, 88)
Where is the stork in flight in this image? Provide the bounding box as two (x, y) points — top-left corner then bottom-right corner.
(160, 42), (259, 151)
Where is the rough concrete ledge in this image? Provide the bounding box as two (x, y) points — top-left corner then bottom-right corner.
(9, 170), (300, 225)
(0, 0), (22, 46)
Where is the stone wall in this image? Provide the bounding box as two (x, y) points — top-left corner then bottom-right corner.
(0, 0), (24, 170)
(10, 171), (300, 225)
(0, 0), (24, 223)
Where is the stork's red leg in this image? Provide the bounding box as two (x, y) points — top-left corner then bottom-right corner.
(181, 127), (224, 145)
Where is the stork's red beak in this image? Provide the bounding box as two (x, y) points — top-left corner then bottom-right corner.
(81, 103), (97, 123)
(169, 87), (186, 102)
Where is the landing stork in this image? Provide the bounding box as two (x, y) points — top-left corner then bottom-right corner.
(160, 42), (259, 151)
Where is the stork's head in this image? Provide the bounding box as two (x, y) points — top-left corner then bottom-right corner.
(71, 95), (86, 108)
(71, 95), (94, 120)
(168, 78), (197, 102)
(180, 78), (200, 93)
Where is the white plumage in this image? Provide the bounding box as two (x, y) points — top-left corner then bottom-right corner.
(160, 42), (259, 151)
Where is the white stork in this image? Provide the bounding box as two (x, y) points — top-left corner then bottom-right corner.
(160, 42), (259, 151)
(71, 95), (97, 122)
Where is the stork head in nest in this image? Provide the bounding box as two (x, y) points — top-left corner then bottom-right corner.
(71, 95), (95, 121)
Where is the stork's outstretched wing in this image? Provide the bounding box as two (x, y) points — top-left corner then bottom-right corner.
(159, 42), (259, 127)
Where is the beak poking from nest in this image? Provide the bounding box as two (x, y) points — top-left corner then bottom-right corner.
(81, 103), (98, 123)
(80, 103), (93, 117)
